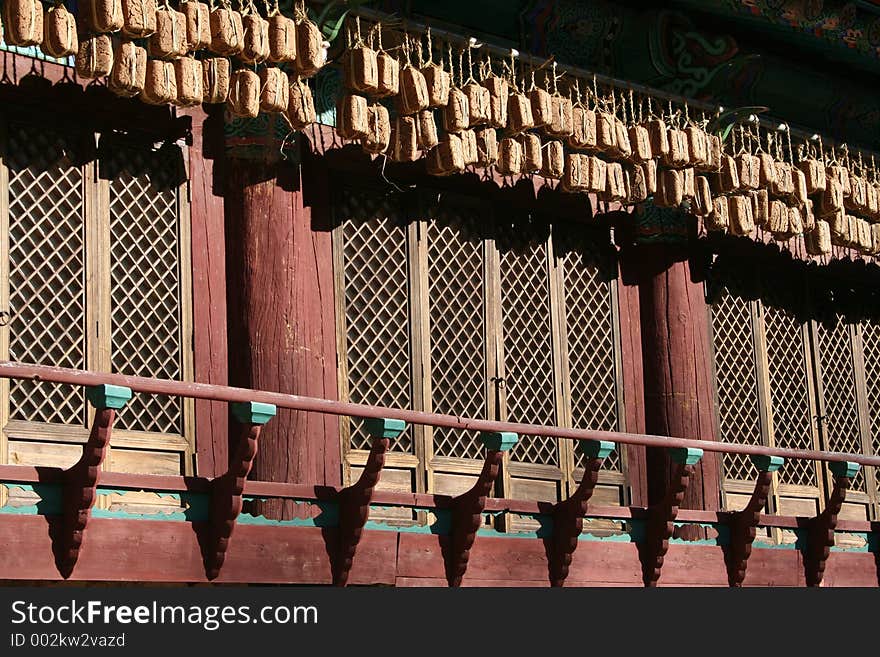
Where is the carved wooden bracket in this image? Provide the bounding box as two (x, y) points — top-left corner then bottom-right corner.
(804, 460), (860, 587)
(724, 454), (784, 587)
(203, 401), (276, 580)
(638, 447), (703, 587)
(445, 431), (518, 587)
(57, 384), (132, 578)
(333, 417), (406, 586)
(547, 439), (615, 587)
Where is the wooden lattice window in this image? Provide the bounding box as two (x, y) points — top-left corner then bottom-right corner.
(710, 285), (880, 520)
(333, 186), (628, 519)
(862, 320), (880, 497)
(0, 121), (195, 494)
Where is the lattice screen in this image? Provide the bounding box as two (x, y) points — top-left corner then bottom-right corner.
(339, 189), (413, 453)
(763, 306), (817, 486)
(815, 320), (867, 492)
(499, 242), (558, 466)
(561, 249), (620, 471)
(7, 124), (87, 426)
(862, 320), (880, 494)
(427, 209), (486, 459)
(109, 170), (184, 434)
(710, 291), (761, 481)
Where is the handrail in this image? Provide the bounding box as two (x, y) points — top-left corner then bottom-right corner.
(1, 360), (878, 467)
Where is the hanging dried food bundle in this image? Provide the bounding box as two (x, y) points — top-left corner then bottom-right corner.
(561, 153), (587, 192)
(641, 159), (658, 196)
(752, 188), (770, 227)
(180, 1), (210, 50)
(686, 126), (708, 169)
(417, 110), (439, 150)
(655, 168), (683, 208)
(444, 87), (469, 133)
(497, 137), (524, 176)
(336, 93), (369, 140)
(797, 158), (826, 194)
(428, 134), (465, 176)
(719, 155), (741, 194)
(663, 129), (689, 168)
(268, 13), (296, 63)
(227, 68), (260, 118)
(482, 75), (508, 129)
(374, 51), (399, 97)
(202, 56), (230, 104)
(601, 162), (626, 202)
(391, 116), (419, 163)
(259, 66), (289, 114)
(460, 129), (478, 166)
(109, 41), (147, 97)
(691, 176), (712, 217)
(419, 61), (448, 108)
(287, 78), (316, 130)
(614, 118), (632, 160)
(787, 205), (804, 236)
(240, 14), (269, 65)
(820, 180), (844, 217)
(802, 198), (816, 231)
(805, 220), (831, 256)
(596, 112), (617, 154)
(826, 164), (851, 196)
(149, 8), (187, 60)
(362, 104), (391, 154)
(76, 35), (114, 79)
(737, 154), (760, 191)
(792, 168), (808, 205)
(706, 195), (729, 232)
(541, 140), (564, 180)
(173, 56), (203, 107)
(705, 134), (722, 172)
(42, 4), (78, 59)
(4, 0), (43, 47)
(400, 66), (430, 115)
(626, 165), (648, 205)
(570, 106), (597, 151)
(585, 156), (607, 193)
(83, 0), (123, 35)
(530, 86), (552, 128)
(142, 58), (177, 105)
(629, 124), (651, 162)
(475, 128), (498, 168)
(646, 118), (670, 158)
(866, 181), (879, 218)
(463, 81), (490, 127)
(120, 0), (156, 38)
(547, 95), (573, 138)
(209, 6), (243, 55)
(344, 45), (378, 94)
(768, 200), (790, 238)
(519, 133), (542, 173)
(848, 175), (868, 212)
(729, 194), (755, 236)
(681, 167), (696, 200)
(758, 153), (777, 187)
(295, 18), (326, 77)
(507, 92), (534, 134)
(772, 162), (795, 197)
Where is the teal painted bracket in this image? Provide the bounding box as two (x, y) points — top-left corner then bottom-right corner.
(751, 454), (784, 472)
(479, 431), (518, 451)
(362, 417), (406, 439)
(829, 461), (860, 479)
(231, 401), (277, 425)
(577, 439), (616, 459)
(86, 384), (132, 410)
(670, 447), (703, 465)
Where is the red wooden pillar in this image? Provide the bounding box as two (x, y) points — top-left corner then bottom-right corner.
(629, 244), (721, 525)
(223, 137), (340, 519)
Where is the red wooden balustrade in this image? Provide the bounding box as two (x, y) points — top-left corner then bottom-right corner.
(0, 360), (877, 586)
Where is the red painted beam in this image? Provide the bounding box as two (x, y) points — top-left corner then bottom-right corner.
(1, 361), (878, 468)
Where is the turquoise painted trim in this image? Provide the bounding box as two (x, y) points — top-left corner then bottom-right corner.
(829, 461), (860, 479)
(669, 447), (703, 465)
(231, 401), (277, 425)
(577, 439), (616, 459)
(238, 498), (338, 527)
(92, 508), (190, 522)
(362, 417), (407, 439)
(750, 454), (784, 473)
(829, 533), (871, 553)
(95, 488), (182, 502)
(86, 384), (132, 410)
(0, 483), (62, 515)
(479, 431), (518, 451)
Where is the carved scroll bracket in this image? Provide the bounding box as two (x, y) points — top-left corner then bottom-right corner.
(57, 384), (132, 578)
(445, 431), (518, 587)
(333, 417), (406, 586)
(203, 401), (276, 580)
(638, 446), (703, 587)
(805, 460), (860, 587)
(547, 439), (615, 587)
(724, 454), (784, 587)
